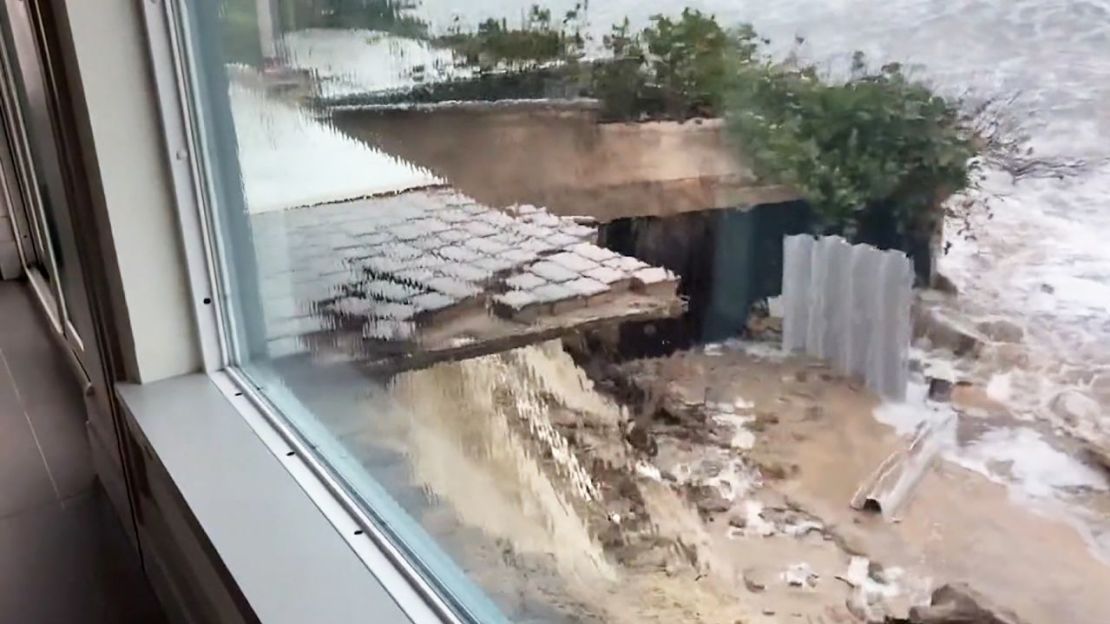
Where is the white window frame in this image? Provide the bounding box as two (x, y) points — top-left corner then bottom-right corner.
(135, 2), (510, 623)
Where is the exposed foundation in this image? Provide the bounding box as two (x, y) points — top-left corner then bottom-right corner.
(594, 201), (810, 356)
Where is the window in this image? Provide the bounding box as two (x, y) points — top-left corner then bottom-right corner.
(176, 2), (1110, 623)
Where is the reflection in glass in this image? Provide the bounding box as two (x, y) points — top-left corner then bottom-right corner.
(196, 1), (1110, 622)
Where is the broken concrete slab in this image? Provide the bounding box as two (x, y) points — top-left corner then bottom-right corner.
(908, 584), (1029, 624)
(1084, 444), (1110, 474)
(915, 307), (983, 357)
(1048, 389), (1100, 427)
(976, 319), (1024, 344)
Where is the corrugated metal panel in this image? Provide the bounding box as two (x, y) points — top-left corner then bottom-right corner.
(782, 235), (913, 400)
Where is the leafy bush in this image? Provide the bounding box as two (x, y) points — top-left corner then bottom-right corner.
(590, 11), (761, 121)
(725, 53), (976, 237)
(640, 10), (736, 118)
(435, 5), (584, 70)
(591, 20), (649, 119)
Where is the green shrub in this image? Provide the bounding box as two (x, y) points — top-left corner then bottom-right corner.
(434, 5), (584, 70)
(590, 11), (761, 121)
(640, 9), (738, 118)
(725, 53), (976, 237)
(591, 20), (649, 119)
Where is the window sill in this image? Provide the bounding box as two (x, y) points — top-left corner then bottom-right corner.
(116, 373), (435, 624)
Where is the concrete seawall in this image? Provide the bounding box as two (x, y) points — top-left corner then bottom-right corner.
(329, 101), (796, 222)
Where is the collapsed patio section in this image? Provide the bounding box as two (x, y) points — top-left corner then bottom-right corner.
(249, 186), (683, 373)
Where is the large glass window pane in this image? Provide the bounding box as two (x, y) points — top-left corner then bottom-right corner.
(185, 1), (1110, 622)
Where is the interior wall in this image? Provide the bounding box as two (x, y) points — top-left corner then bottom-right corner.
(58, 0), (201, 383)
(0, 173), (20, 279)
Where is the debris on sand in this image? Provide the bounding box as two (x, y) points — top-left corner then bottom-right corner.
(839, 556), (916, 622)
(781, 562), (819, 588)
(850, 415), (953, 519)
(728, 500), (777, 538)
(554, 334), (1105, 624)
(908, 584), (1029, 624)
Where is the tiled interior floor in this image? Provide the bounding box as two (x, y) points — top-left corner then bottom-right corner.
(0, 280), (165, 623)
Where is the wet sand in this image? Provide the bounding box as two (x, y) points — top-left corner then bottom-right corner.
(631, 342), (1110, 624)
